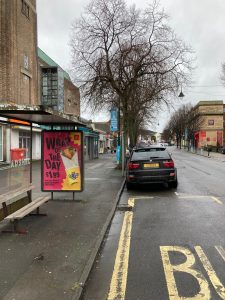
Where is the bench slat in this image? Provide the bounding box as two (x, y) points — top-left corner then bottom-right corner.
(4, 196), (44, 219)
(15, 197), (50, 219)
(5, 196), (50, 220)
(0, 184), (35, 205)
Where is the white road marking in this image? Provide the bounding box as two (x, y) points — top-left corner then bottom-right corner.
(211, 196), (223, 205)
(215, 246), (225, 261)
(177, 194), (223, 205)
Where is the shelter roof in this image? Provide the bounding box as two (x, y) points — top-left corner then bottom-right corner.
(0, 104), (88, 126)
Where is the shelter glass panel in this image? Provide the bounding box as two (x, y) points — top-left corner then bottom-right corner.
(0, 124), (31, 194)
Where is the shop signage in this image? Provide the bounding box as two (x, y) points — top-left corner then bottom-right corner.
(41, 131), (83, 192)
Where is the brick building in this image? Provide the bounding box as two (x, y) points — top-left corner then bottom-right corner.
(0, 0), (81, 163)
(194, 101), (224, 149)
(0, 0), (38, 105)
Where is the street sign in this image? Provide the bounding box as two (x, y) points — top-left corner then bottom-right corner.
(110, 108), (118, 132)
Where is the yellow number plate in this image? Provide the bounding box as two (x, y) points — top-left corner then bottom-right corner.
(144, 163), (159, 168)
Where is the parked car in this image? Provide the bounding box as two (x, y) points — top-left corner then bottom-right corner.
(126, 146), (178, 190)
(219, 147), (225, 154)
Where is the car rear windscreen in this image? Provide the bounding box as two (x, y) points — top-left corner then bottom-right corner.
(132, 148), (170, 160)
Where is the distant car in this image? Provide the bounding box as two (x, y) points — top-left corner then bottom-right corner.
(126, 146), (178, 190)
(220, 147), (225, 154)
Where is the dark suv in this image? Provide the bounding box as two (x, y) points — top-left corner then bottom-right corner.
(126, 146), (178, 190)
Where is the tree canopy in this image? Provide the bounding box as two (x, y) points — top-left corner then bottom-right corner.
(71, 0), (194, 145)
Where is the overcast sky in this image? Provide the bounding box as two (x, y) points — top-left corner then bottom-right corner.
(37, 0), (225, 131)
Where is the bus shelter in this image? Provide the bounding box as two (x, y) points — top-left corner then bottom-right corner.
(0, 104), (88, 202)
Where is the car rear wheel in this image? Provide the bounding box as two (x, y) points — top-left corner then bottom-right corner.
(169, 180), (178, 189)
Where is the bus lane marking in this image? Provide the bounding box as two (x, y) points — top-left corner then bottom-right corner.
(160, 246), (211, 299)
(161, 246), (225, 299)
(195, 246), (225, 299)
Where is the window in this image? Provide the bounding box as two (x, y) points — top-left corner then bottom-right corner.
(208, 120), (214, 126)
(21, 0), (30, 19)
(19, 131), (31, 159)
(41, 68), (58, 107)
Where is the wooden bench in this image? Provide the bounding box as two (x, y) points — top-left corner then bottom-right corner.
(4, 195), (50, 234)
(0, 184), (50, 234)
(0, 184), (35, 217)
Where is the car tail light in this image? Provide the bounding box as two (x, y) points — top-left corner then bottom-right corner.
(128, 162), (140, 170)
(163, 160), (174, 168)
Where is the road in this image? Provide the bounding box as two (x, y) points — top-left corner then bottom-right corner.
(81, 147), (225, 300)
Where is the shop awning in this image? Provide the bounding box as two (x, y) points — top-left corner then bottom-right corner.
(0, 104), (89, 126)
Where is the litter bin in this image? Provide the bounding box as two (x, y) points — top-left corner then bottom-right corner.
(10, 148), (26, 160)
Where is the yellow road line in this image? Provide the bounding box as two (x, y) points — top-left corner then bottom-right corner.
(211, 196), (223, 205)
(195, 246), (225, 299)
(132, 196), (154, 200)
(108, 196), (154, 299)
(107, 210), (133, 300)
(215, 246), (225, 261)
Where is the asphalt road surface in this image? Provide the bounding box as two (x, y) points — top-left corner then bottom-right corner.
(82, 147), (225, 300)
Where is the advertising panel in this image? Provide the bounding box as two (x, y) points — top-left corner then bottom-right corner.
(110, 108), (118, 132)
(42, 131), (83, 192)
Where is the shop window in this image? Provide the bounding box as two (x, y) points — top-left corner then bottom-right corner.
(21, 0), (30, 19)
(19, 131), (30, 158)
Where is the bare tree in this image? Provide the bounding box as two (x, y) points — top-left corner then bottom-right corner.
(163, 103), (204, 150)
(220, 63), (225, 86)
(71, 0), (194, 146)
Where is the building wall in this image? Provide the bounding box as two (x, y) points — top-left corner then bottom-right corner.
(64, 79), (80, 116)
(195, 101), (224, 148)
(0, 0), (38, 105)
(224, 104), (225, 146)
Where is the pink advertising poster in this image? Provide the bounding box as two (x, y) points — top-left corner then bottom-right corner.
(42, 131), (83, 192)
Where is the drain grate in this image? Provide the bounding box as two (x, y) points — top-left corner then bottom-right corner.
(117, 205), (133, 211)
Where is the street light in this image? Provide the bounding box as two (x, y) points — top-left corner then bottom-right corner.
(178, 86), (185, 97)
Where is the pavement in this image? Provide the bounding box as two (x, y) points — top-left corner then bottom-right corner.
(182, 147), (225, 162)
(0, 153), (124, 300)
